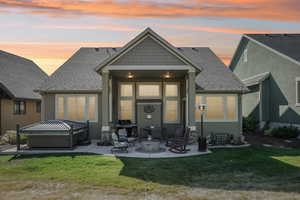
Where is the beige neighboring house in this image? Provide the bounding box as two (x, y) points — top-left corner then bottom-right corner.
(0, 50), (48, 134)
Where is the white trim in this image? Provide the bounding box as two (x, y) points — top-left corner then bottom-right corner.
(105, 65), (193, 71)
(109, 78), (112, 122)
(243, 48), (248, 63)
(195, 94), (238, 122)
(296, 77), (300, 107)
(163, 82), (180, 124)
(55, 94), (98, 122)
(136, 82), (162, 99)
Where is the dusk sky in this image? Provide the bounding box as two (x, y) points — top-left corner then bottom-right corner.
(1, 0), (300, 75)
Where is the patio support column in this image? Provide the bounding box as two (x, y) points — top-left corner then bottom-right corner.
(101, 71), (111, 144)
(188, 71), (197, 143)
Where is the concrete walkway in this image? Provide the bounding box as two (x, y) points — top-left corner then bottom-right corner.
(1, 141), (212, 158)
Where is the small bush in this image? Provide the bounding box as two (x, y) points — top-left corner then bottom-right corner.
(243, 117), (259, 133)
(267, 126), (300, 139)
(0, 130), (27, 145)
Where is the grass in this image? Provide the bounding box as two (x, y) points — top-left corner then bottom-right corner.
(0, 147), (300, 199)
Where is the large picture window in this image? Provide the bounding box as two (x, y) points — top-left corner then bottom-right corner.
(55, 94), (98, 122)
(195, 94), (238, 122)
(164, 83), (180, 123)
(119, 83), (134, 121)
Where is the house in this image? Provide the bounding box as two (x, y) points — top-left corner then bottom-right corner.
(36, 28), (247, 143)
(0, 50), (48, 134)
(230, 34), (300, 128)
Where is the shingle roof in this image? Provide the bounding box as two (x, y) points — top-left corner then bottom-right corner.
(246, 34), (300, 64)
(37, 48), (119, 92)
(0, 50), (48, 100)
(242, 72), (270, 87)
(38, 47), (247, 93)
(181, 47), (247, 92)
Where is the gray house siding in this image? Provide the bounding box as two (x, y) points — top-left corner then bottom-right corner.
(232, 39), (300, 124)
(41, 93), (102, 139)
(112, 37), (186, 66)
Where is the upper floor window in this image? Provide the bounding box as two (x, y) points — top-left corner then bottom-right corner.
(56, 94), (98, 122)
(296, 78), (300, 106)
(14, 101), (26, 115)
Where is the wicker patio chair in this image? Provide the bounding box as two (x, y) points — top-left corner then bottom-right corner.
(111, 132), (129, 153)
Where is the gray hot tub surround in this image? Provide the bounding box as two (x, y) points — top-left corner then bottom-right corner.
(18, 120), (90, 149)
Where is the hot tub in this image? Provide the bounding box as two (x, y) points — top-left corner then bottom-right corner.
(19, 120), (89, 149)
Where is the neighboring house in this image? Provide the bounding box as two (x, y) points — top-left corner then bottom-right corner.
(0, 50), (48, 134)
(230, 34), (300, 128)
(36, 28), (247, 142)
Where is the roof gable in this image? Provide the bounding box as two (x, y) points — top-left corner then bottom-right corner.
(0, 50), (48, 99)
(96, 28), (202, 72)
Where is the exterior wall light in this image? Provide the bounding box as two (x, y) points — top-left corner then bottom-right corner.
(127, 72), (134, 79)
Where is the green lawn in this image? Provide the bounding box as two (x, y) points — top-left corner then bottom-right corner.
(0, 147), (300, 200)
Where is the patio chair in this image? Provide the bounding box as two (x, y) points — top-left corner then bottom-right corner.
(169, 128), (190, 154)
(165, 127), (185, 147)
(111, 132), (129, 153)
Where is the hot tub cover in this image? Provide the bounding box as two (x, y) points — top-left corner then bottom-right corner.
(20, 120), (87, 133)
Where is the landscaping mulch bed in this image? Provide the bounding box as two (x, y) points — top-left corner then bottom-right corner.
(245, 132), (300, 148)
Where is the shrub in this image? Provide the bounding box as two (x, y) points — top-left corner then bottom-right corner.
(0, 130), (27, 145)
(243, 117), (259, 133)
(268, 126), (300, 139)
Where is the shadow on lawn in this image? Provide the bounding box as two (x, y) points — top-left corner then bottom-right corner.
(5, 147), (300, 193)
(118, 147), (300, 193)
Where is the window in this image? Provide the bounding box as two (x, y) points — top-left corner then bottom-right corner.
(36, 102), (41, 113)
(137, 83), (161, 99)
(164, 83), (180, 123)
(244, 49), (248, 63)
(13, 101), (26, 115)
(55, 94), (98, 122)
(119, 83), (134, 121)
(297, 78), (300, 106)
(195, 95), (238, 122)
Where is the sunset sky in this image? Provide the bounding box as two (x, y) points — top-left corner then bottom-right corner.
(0, 0), (300, 75)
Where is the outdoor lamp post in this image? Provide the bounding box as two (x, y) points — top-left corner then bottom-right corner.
(197, 104), (207, 152)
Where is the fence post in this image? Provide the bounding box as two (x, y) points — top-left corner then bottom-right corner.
(16, 124), (20, 151)
(70, 125), (73, 149)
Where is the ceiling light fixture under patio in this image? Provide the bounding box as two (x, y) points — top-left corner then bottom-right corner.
(164, 72), (171, 79)
(127, 72), (134, 79)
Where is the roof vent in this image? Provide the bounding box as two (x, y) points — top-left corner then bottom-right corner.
(95, 48), (99, 52)
(192, 48), (199, 52)
(177, 48), (182, 51)
(112, 48), (117, 51)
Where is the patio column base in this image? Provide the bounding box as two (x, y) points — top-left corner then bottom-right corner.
(100, 126), (111, 145)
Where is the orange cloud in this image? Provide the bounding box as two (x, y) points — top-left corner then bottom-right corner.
(159, 24), (298, 34)
(41, 24), (141, 32)
(0, 0), (299, 22)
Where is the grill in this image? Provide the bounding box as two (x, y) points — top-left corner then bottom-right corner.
(18, 120), (90, 149)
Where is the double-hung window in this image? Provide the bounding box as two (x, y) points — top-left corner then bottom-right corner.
(56, 94), (97, 122)
(119, 83), (134, 121)
(164, 83), (180, 123)
(13, 101), (26, 115)
(296, 77), (300, 106)
(195, 94), (238, 122)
